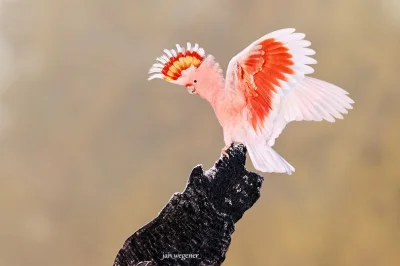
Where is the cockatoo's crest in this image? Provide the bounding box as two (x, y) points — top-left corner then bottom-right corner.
(148, 43), (206, 85)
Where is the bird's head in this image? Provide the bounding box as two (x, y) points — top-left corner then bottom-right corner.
(148, 43), (224, 100)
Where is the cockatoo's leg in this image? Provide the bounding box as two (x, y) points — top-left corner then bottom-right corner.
(222, 128), (233, 158)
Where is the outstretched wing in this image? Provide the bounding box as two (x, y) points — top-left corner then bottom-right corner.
(225, 28), (353, 143)
(266, 76), (354, 146)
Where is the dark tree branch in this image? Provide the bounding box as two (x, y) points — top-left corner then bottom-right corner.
(113, 144), (264, 266)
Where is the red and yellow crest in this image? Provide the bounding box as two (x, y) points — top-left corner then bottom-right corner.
(148, 43), (205, 82)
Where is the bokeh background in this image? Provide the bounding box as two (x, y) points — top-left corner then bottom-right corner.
(0, 0), (399, 265)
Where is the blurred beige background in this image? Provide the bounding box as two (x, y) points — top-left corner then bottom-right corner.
(0, 0), (399, 265)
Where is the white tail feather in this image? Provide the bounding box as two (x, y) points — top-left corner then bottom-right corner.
(247, 143), (295, 175)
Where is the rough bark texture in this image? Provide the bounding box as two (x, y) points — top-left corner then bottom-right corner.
(113, 144), (264, 266)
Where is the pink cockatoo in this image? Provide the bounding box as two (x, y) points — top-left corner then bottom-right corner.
(148, 28), (354, 174)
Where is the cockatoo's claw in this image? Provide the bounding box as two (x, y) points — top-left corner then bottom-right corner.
(221, 145), (232, 159)
(221, 150), (229, 159)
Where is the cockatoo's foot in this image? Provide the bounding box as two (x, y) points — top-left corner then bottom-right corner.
(221, 145), (233, 158)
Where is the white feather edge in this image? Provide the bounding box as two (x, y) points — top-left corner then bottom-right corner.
(230, 28), (317, 94)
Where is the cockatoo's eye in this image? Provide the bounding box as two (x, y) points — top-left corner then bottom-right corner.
(193, 80), (197, 83)
(186, 85), (197, 95)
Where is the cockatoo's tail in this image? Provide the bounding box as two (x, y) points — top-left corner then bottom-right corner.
(148, 29), (354, 175)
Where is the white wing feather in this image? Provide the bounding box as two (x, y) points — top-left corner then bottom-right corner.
(267, 76), (354, 146)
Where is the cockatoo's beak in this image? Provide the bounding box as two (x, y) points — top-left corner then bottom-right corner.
(186, 86), (197, 95)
